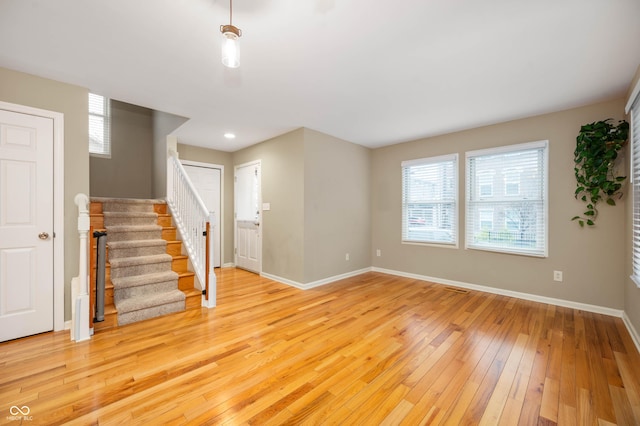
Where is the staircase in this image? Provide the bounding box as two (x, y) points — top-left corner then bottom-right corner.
(90, 198), (200, 330)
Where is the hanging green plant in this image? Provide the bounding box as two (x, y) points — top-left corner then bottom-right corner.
(572, 118), (629, 227)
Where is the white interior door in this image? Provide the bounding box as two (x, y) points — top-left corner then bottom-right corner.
(235, 161), (261, 273)
(0, 109), (54, 342)
(182, 163), (222, 268)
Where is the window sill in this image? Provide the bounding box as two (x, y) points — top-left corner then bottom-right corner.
(402, 240), (459, 249)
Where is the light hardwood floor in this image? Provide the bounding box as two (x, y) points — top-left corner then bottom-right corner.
(1, 268), (640, 425)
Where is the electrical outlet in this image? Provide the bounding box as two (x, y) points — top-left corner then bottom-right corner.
(345, 253), (350, 261)
(376, 249), (381, 257)
(553, 270), (563, 282)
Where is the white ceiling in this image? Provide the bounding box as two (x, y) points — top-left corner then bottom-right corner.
(1, 0), (639, 152)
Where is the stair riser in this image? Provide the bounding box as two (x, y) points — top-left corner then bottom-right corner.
(117, 301), (185, 326)
(111, 261), (172, 278)
(162, 228), (176, 241)
(172, 257), (188, 273)
(109, 245), (166, 259)
(178, 274), (194, 290)
(108, 230), (162, 242)
(157, 216), (172, 227)
(167, 242), (182, 256)
(186, 294), (201, 310)
(90, 202), (103, 214)
(114, 280), (179, 301)
(93, 286), (114, 306)
(91, 215), (104, 229)
(104, 216), (158, 227)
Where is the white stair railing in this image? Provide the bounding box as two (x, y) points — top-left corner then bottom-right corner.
(167, 151), (216, 307)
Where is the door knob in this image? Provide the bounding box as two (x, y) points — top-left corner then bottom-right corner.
(38, 232), (49, 240)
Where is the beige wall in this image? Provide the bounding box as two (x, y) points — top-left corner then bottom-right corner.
(233, 129), (306, 282)
(303, 128), (371, 282)
(179, 128), (371, 284)
(625, 65), (640, 333)
(153, 111), (189, 199)
(177, 143), (234, 265)
(90, 100), (153, 198)
(0, 67), (89, 320)
(372, 98), (627, 309)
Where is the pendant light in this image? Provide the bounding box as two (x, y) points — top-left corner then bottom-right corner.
(220, 0), (241, 68)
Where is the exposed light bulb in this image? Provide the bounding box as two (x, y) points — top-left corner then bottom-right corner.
(221, 31), (240, 68)
(224, 132), (236, 139)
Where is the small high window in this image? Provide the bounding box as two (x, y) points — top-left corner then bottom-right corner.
(89, 93), (111, 157)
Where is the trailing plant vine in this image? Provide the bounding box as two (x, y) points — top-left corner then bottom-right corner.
(572, 118), (629, 227)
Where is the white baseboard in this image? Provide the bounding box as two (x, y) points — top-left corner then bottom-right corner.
(64, 320), (71, 330)
(261, 268), (372, 290)
(622, 312), (640, 354)
(222, 263), (236, 268)
(371, 267), (625, 318)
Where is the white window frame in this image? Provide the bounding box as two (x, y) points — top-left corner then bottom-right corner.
(89, 93), (111, 158)
(465, 140), (548, 257)
(629, 86), (640, 287)
(401, 153), (458, 247)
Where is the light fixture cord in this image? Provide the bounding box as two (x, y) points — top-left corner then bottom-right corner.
(229, 0), (233, 26)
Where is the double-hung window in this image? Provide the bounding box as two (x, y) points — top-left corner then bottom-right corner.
(89, 93), (111, 157)
(402, 154), (457, 246)
(466, 141), (548, 257)
(630, 89), (640, 286)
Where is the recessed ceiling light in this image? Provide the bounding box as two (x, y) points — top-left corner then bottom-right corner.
(224, 133), (236, 139)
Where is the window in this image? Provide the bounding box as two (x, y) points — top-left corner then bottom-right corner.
(466, 141), (548, 257)
(631, 93), (640, 286)
(402, 154), (457, 245)
(89, 93), (111, 157)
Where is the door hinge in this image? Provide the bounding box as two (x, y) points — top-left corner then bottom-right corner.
(202, 230), (207, 237)
(201, 289), (206, 295)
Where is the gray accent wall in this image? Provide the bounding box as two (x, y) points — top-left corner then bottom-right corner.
(153, 111), (189, 199)
(0, 67), (89, 320)
(371, 98), (627, 309)
(90, 100), (153, 198)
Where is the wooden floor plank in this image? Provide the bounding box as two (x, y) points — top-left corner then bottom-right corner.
(0, 268), (639, 425)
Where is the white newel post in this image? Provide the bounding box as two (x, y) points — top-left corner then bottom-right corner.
(73, 193), (91, 342)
